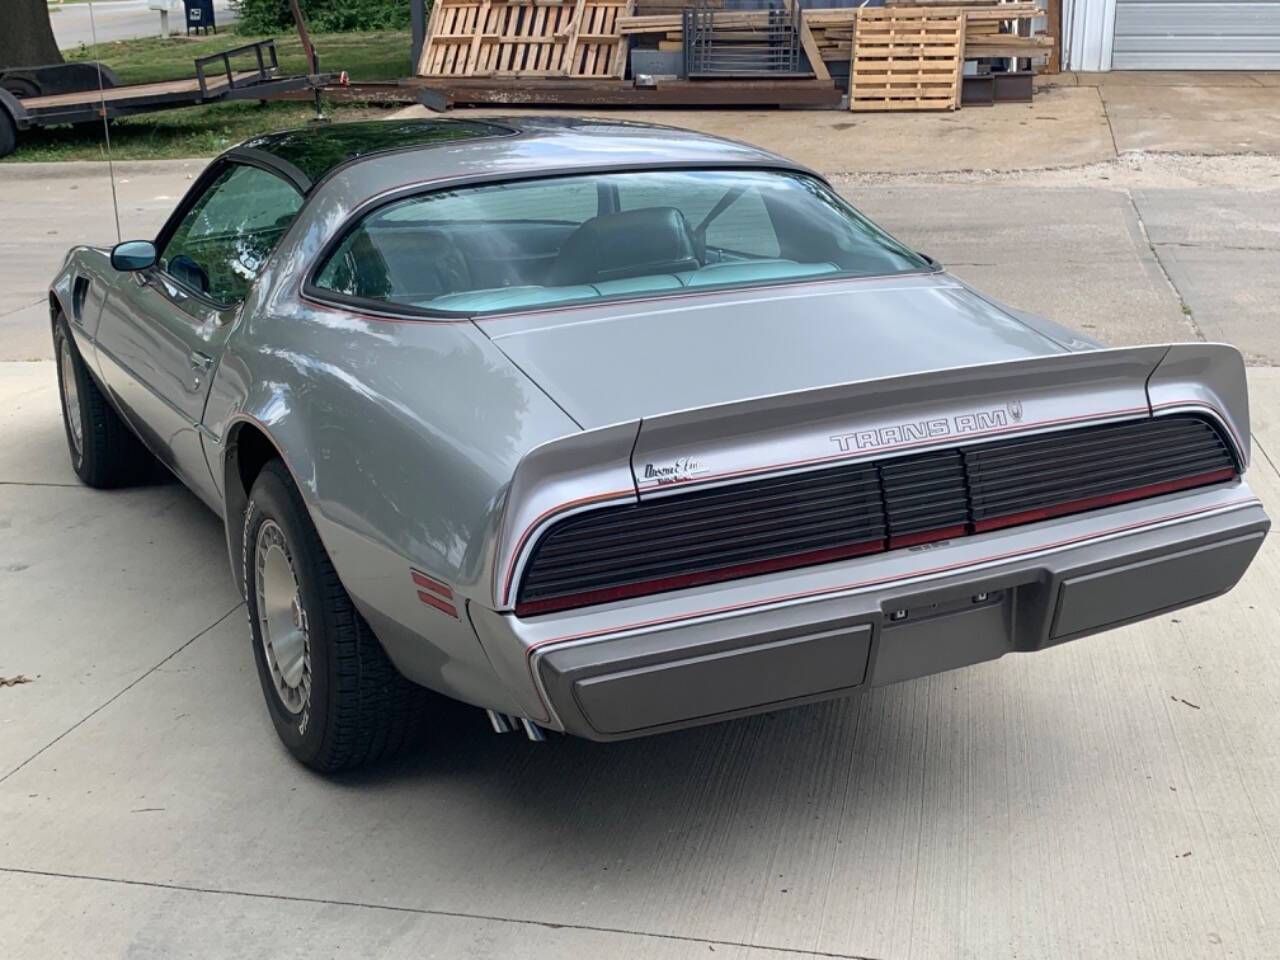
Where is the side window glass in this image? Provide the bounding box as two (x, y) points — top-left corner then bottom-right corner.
(160, 164), (303, 304)
(315, 224), (396, 300)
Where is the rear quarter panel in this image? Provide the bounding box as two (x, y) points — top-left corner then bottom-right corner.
(202, 249), (580, 707)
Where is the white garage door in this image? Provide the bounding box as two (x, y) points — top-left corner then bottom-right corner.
(1113, 0), (1280, 68)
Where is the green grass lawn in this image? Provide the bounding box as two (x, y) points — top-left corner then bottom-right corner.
(63, 29), (412, 84)
(5, 30), (412, 162)
(8, 101), (409, 162)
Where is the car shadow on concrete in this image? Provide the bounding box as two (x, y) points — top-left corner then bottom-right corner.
(323, 671), (1070, 879)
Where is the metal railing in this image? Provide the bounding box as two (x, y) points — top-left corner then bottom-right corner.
(194, 40), (281, 97)
(682, 1), (805, 78)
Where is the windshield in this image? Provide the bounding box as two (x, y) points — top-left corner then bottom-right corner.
(312, 169), (931, 315)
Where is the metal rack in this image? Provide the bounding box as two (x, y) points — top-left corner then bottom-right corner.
(194, 40), (281, 97)
(682, 1), (806, 78)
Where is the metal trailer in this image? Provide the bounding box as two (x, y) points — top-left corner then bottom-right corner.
(0, 40), (334, 159)
(0, 62), (123, 100)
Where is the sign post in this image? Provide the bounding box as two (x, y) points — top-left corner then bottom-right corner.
(148, 0), (175, 37)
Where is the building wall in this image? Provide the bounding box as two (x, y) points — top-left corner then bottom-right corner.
(1065, 0), (1280, 69)
(1064, 0), (1117, 69)
(1113, 0), (1280, 69)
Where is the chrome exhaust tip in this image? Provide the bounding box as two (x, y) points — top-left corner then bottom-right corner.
(486, 709), (514, 734)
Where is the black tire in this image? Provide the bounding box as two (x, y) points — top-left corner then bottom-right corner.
(53, 313), (152, 488)
(243, 460), (430, 772)
(0, 107), (16, 159)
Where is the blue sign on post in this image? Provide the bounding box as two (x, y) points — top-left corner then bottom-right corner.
(183, 0), (216, 35)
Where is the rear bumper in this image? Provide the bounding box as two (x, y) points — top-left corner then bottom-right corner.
(467, 484), (1268, 740)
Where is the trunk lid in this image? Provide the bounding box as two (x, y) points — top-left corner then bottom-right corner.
(492, 340), (1251, 608)
(476, 274), (1071, 430)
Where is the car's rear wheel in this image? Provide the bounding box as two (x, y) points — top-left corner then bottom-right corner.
(243, 460), (430, 772)
(54, 313), (152, 487)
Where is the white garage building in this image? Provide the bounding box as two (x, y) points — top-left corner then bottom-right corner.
(1063, 0), (1280, 69)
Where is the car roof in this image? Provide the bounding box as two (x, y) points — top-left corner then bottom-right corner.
(232, 118), (510, 189)
(228, 116), (803, 194)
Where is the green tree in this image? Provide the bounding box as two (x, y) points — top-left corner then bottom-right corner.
(232, 0), (411, 33)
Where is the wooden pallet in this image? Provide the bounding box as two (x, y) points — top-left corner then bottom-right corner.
(626, 5), (1046, 70)
(419, 0), (633, 78)
(849, 8), (966, 111)
(806, 3), (1044, 64)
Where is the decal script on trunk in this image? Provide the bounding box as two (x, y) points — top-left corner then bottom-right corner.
(642, 457), (710, 485)
(828, 404), (1020, 452)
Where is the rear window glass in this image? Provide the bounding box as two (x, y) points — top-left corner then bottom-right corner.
(312, 169), (929, 315)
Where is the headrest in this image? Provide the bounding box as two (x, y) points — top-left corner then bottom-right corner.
(548, 207), (698, 286)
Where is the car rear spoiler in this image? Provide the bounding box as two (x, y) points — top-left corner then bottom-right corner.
(492, 343), (1250, 610)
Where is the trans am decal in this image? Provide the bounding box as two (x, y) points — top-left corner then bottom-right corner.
(828, 402), (1024, 452)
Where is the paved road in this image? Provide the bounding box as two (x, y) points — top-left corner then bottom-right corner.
(2, 144), (1280, 957)
(49, 0), (238, 49)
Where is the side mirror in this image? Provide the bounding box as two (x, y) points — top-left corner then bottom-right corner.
(110, 240), (157, 272)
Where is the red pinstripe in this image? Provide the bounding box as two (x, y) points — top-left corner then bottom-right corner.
(499, 487), (637, 605)
(1151, 399), (1245, 459)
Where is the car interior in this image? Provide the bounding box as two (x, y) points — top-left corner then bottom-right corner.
(318, 206), (845, 312)
(312, 172), (927, 315)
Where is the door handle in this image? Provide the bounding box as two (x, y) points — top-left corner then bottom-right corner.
(189, 351), (214, 372)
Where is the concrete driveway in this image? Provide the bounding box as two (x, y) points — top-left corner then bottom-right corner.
(3, 132), (1280, 958)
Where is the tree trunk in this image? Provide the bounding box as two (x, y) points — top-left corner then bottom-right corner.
(1, 0), (64, 68)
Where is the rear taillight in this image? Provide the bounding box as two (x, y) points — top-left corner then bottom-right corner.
(513, 415), (1238, 617)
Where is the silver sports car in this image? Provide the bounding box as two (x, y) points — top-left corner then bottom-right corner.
(49, 117), (1269, 770)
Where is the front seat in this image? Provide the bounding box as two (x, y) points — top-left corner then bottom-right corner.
(546, 207), (701, 287)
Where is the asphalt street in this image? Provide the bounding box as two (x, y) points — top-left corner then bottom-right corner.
(49, 0), (239, 49)
(2, 121), (1280, 956)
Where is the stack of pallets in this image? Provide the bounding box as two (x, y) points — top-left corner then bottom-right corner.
(412, 0), (1044, 107)
(805, 2), (1047, 62)
(418, 0), (633, 78)
(619, 10), (781, 46)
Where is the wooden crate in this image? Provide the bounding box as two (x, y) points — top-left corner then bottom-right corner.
(849, 8), (966, 111)
(419, 0), (633, 79)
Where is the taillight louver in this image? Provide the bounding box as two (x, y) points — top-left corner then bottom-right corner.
(515, 415), (1238, 617)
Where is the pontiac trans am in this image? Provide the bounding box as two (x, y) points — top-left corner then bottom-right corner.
(47, 117), (1269, 770)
